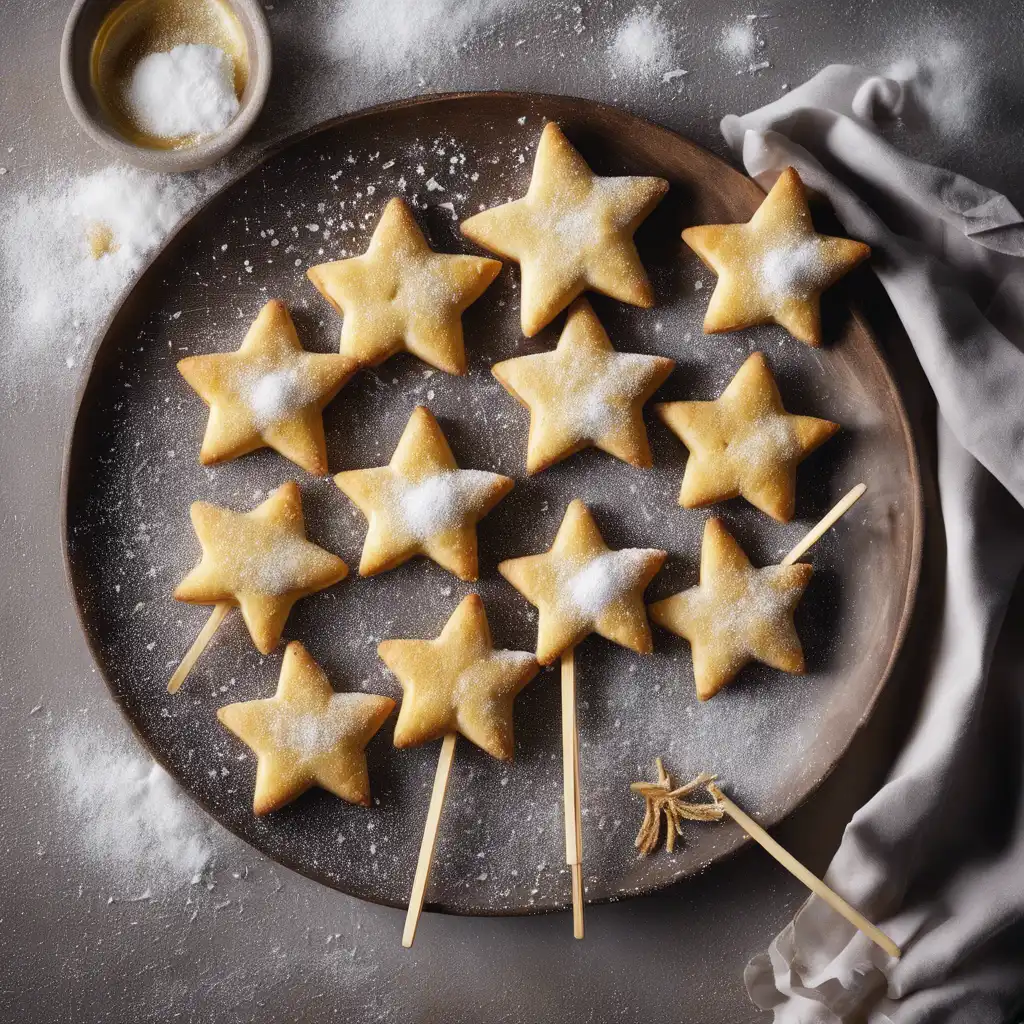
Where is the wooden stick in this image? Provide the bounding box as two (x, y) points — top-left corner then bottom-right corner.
(782, 483), (867, 566)
(167, 602), (231, 694)
(561, 647), (584, 939)
(707, 782), (901, 959)
(403, 732), (457, 948)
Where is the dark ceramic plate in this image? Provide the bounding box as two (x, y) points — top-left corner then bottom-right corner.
(63, 93), (922, 915)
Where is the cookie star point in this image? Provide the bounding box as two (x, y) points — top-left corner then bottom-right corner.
(657, 351), (838, 522)
(683, 166), (870, 347)
(307, 197), (501, 375)
(499, 499), (666, 665)
(378, 594), (539, 760)
(492, 298), (674, 474)
(461, 121), (668, 336)
(649, 517), (812, 700)
(334, 406), (513, 581)
(177, 299), (358, 475)
(217, 641), (395, 814)
(173, 481), (348, 654)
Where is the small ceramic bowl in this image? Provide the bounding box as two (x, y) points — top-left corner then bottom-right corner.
(60, 0), (272, 172)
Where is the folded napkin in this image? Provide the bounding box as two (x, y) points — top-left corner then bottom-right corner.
(721, 67), (1024, 1023)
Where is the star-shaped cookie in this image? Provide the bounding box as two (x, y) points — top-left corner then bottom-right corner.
(177, 300), (358, 475)
(217, 641), (395, 814)
(307, 197), (501, 375)
(648, 517), (812, 700)
(492, 297), (675, 473)
(174, 481), (348, 655)
(378, 594), (539, 760)
(657, 352), (838, 523)
(682, 167), (870, 347)
(461, 122), (668, 337)
(334, 406), (513, 581)
(498, 499), (666, 665)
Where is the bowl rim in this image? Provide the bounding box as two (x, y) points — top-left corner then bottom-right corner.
(59, 0), (273, 173)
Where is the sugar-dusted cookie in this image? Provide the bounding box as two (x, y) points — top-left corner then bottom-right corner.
(378, 594), (538, 760)
(648, 517), (812, 700)
(334, 406), (513, 581)
(307, 197), (501, 375)
(217, 641), (395, 814)
(499, 499), (666, 665)
(682, 167), (870, 347)
(656, 352), (838, 523)
(492, 297), (674, 473)
(461, 122), (668, 337)
(177, 300), (358, 476)
(174, 481), (347, 655)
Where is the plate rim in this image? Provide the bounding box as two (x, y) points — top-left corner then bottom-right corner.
(60, 90), (924, 917)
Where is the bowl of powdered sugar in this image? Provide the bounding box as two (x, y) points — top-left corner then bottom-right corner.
(61, 0), (271, 172)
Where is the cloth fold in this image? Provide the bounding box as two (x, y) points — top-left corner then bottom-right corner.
(724, 66), (1024, 1023)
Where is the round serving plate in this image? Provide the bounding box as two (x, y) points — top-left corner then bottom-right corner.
(63, 92), (922, 915)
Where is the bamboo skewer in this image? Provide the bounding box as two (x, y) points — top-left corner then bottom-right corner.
(561, 648), (584, 940)
(782, 483), (867, 566)
(167, 602), (231, 694)
(706, 782), (901, 959)
(403, 732), (457, 949)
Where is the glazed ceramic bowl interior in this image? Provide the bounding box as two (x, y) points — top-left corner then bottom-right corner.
(60, 0), (271, 172)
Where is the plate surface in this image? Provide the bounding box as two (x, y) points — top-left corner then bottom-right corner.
(63, 93), (922, 915)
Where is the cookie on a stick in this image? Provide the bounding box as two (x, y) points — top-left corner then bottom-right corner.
(378, 595), (538, 947)
(499, 500), (665, 937)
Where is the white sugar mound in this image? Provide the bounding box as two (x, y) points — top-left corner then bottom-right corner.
(126, 44), (239, 139)
(609, 6), (676, 76)
(247, 366), (308, 427)
(760, 237), (825, 299)
(720, 21), (757, 60)
(0, 165), (214, 365)
(50, 720), (218, 891)
(399, 469), (498, 540)
(331, 0), (511, 70)
(567, 549), (652, 618)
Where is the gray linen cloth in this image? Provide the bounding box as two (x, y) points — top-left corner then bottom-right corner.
(720, 67), (1024, 1022)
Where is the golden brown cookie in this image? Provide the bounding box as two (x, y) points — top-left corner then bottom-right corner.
(307, 197), (501, 375)
(498, 499), (666, 665)
(682, 167), (870, 346)
(656, 352), (838, 523)
(177, 300), (358, 475)
(648, 517), (812, 700)
(461, 122), (668, 337)
(334, 406), (513, 581)
(217, 641), (395, 814)
(173, 481), (348, 655)
(378, 594), (538, 760)
(492, 297), (674, 473)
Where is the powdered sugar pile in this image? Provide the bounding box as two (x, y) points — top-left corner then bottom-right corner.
(50, 719), (219, 892)
(759, 237), (826, 299)
(331, 0), (513, 74)
(0, 165), (219, 367)
(244, 365), (311, 428)
(565, 548), (656, 618)
(125, 44), (240, 139)
(726, 413), (799, 473)
(399, 469), (502, 539)
(608, 6), (685, 83)
(572, 352), (658, 440)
